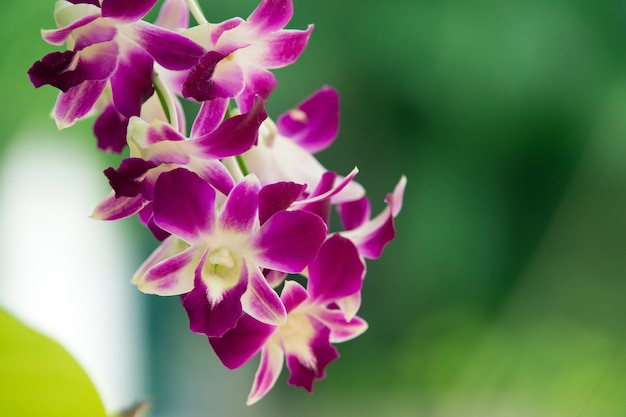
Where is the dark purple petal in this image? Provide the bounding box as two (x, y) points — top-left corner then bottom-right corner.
(277, 86), (338, 153)
(337, 197), (370, 231)
(193, 96), (267, 158)
(209, 314), (275, 369)
(235, 68), (276, 113)
(138, 203), (171, 241)
(91, 192), (147, 220)
(241, 266), (286, 326)
(110, 42), (154, 117)
(253, 210), (326, 273)
(53, 79), (107, 128)
(307, 234), (364, 304)
(132, 21), (205, 70)
(247, 0), (293, 33)
(258, 182), (306, 225)
(182, 265), (248, 337)
(218, 175), (260, 234)
(104, 157), (157, 197)
(68, 0), (101, 6)
(182, 51), (246, 101)
(253, 26), (314, 69)
(153, 168), (216, 242)
(101, 0), (157, 22)
(93, 104), (129, 153)
(190, 98), (229, 138)
(285, 320), (338, 392)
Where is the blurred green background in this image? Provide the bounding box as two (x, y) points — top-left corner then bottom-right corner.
(3, 0), (626, 416)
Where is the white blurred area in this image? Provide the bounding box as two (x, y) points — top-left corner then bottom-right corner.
(0, 126), (147, 413)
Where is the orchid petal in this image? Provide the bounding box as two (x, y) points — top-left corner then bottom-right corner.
(219, 175), (260, 234)
(101, 0), (158, 22)
(53, 79), (107, 129)
(280, 280), (307, 313)
(131, 235), (187, 283)
(183, 52), (245, 101)
(154, 0), (189, 30)
(247, 341), (283, 405)
(236, 68), (276, 113)
(337, 196), (370, 231)
(153, 168), (216, 243)
(249, 26), (313, 68)
(93, 105), (129, 153)
(253, 210), (326, 273)
(41, 14), (101, 46)
(308, 234), (364, 304)
(190, 98), (229, 138)
(137, 245), (199, 295)
(315, 309), (368, 343)
(91, 191), (147, 220)
(247, 0), (293, 33)
(110, 41), (154, 117)
(258, 182), (305, 225)
(209, 314), (275, 369)
(335, 291), (361, 322)
(132, 21), (205, 70)
(240, 265), (286, 326)
(277, 86), (338, 153)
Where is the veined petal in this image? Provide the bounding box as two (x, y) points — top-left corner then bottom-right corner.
(209, 314), (276, 369)
(315, 309), (368, 343)
(258, 182), (306, 225)
(101, 0), (158, 22)
(307, 234), (364, 304)
(155, 0), (189, 30)
(53, 79), (107, 129)
(247, 341), (284, 405)
(90, 191), (147, 220)
(132, 20), (205, 70)
(277, 86), (338, 153)
(153, 168), (216, 243)
(240, 265), (286, 326)
(137, 245), (200, 295)
(247, 0), (293, 33)
(193, 96), (266, 158)
(285, 319), (338, 392)
(219, 174), (260, 234)
(248, 26), (313, 68)
(253, 210), (326, 273)
(190, 98), (229, 138)
(110, 41), (154, 117)
(182, 264), (248, 337)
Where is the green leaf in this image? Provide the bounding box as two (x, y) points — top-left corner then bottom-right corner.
(0, 307), (107, 417)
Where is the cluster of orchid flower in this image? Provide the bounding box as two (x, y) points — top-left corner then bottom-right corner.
(28, 0), (406, 405)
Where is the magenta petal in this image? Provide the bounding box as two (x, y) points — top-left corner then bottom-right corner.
(194, 160), (235, 197)
(110, 43), (154, 117)
(337, 197), (370, 231)
(190, 98), (229, 138)
(153, 168), (216, 242)
(219, 175), (260, 234)
(241, 266), (286, 326)
(285, 321), (338, 392)
(132, 21), (205, 70)
(93, 105), (129, 153)
(280, 280), (308, 313)
(139, 246), (198, 295)
(253, 210), (326, 273)
(209, 314), (275, 369)
(316, 309), (368, 343)
(193, 96), (267, 158)
(350, 213), (395, 259)
(247, 342), (284, 405)
(308, 235), (364, 303)
(101, 0), (157, 22)
(254, 26), (313, 68)
(247, 0), (293, 33)
(236, 68), (277, 113)
(41, 15), (101, 46)
(53, 79), (107, 128)
(91, 192), (147, 220)
(182, 51), (245, 101)
(258, 182), (306, 225)
(182, 268), (248, 337)
(277, 86), (338, 153)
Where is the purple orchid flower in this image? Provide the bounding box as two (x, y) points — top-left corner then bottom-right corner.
(209, 234), (367, 404)
(243, 86), (365, 203)
(176, 0), (313, 112)
(91, 97), (266, 234)
(27, 0), (205, 152)
(132, 168), (328, 337)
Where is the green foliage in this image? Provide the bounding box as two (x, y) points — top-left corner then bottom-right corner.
(0, 308), (106, 417)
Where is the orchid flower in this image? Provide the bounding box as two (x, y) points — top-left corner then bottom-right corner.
(176, 0), (313, 112)
(210, 234), (367, 404)
(27, 0), (204, 151)
(133, 168), (327, 337)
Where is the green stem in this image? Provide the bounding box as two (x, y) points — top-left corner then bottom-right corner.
(152, 72), (179, 132)
(235, 155), (250, 177)
(185, 0), (208, 25)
